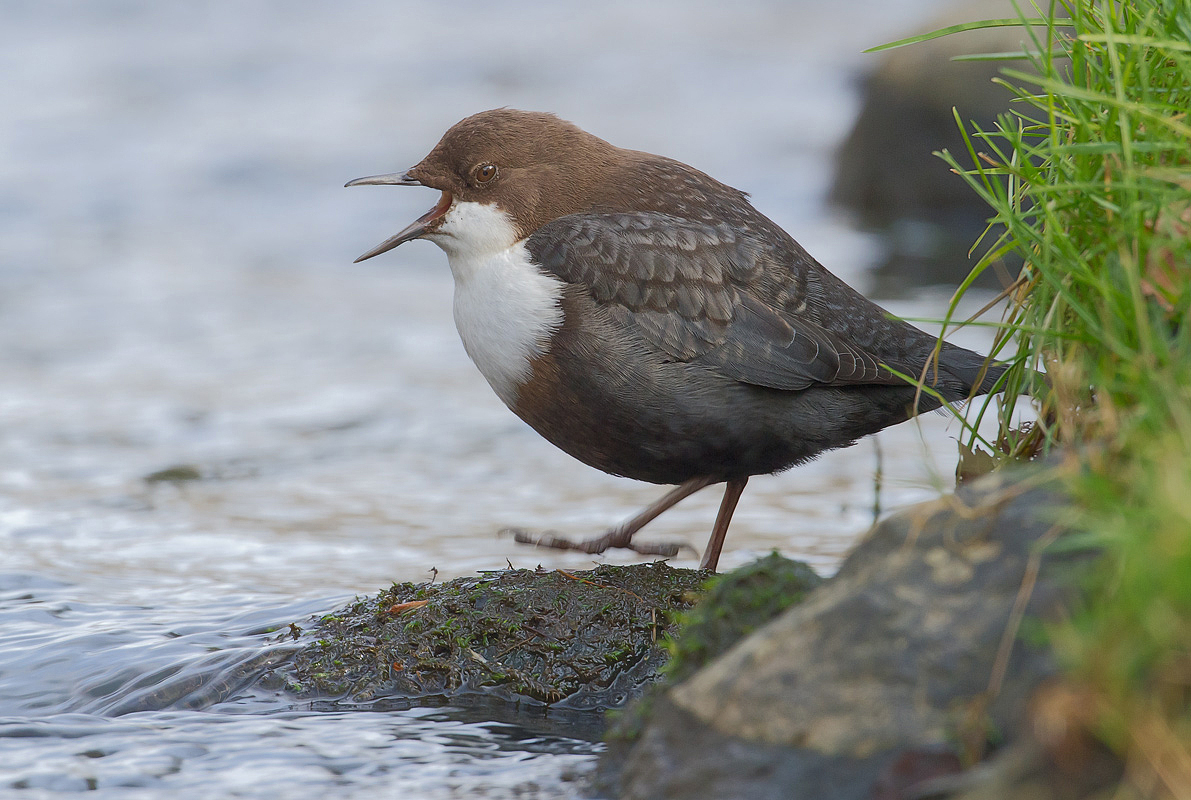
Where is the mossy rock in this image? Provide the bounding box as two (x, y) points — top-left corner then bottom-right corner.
(282, 562), (710, 712)
(665, 551), (824, 684)
(602, 552), (822, 745)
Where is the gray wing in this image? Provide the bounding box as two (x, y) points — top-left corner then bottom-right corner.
(526, 212), (906, 391)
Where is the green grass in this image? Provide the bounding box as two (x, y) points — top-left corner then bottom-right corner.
(876, 0), (1191, 793)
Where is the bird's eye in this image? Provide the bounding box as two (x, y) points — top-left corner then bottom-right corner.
(475, 163), (498, 184)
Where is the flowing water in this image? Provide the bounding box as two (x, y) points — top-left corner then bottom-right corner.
(0, 1), (995, 796)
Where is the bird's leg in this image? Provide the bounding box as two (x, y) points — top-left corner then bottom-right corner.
(600, 476), (718, 553)
(699, 478), (748, 571)
(509, 476), (716, 557)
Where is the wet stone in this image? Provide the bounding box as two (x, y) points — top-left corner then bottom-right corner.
(279, 562), (712, 713)
(142, 464), (203, 483)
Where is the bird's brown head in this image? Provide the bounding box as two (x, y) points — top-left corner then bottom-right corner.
(347, 109), (622, 262)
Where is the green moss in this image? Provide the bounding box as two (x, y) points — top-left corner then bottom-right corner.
(665, 551), (822, 684)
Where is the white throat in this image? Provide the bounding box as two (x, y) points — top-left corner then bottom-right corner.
(426, 200), (564, 405)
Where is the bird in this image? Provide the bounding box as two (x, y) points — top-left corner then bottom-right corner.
(346, 109), (1005, 571)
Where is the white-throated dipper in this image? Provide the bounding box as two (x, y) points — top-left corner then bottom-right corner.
(347, 109), (1004, 571)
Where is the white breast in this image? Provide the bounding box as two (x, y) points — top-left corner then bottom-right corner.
(426, 200), (564, 406)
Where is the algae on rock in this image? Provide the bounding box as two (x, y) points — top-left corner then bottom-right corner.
(284, 561), (709, 712)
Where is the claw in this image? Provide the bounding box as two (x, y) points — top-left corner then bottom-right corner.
(624, 540), (687, 558)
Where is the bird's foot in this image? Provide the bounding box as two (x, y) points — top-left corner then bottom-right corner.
(502, 527), (688, 558)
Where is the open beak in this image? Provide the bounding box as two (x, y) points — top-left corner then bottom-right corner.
(345, 170), (453, 263)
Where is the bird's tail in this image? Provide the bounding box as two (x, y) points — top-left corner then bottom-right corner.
(934, 342), (1009, 401)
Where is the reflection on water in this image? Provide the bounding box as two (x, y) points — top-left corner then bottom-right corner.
(0, 0), (982, 795)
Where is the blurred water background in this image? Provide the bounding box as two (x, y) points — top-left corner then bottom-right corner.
(0, 1), (997, 796)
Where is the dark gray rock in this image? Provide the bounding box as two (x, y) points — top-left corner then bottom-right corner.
(831, 1), (1040, 293)
(667, 469), (1067, 754)
(611, 697), (899, 800)
(603, 468), (1101, 799)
